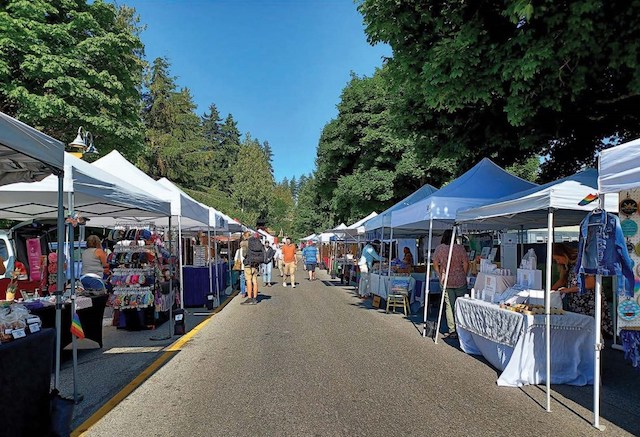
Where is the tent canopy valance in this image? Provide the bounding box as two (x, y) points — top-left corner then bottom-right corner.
(598, 138), (640, 194)
(456, 169), (617, 229)
(0, 152), (171, 220)
(0, 112), (65, 186)
(157, 178), (227, 232)
(391, 158), (538, 231)
(90, 151), (209, 226)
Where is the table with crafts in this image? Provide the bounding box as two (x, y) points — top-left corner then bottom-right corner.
(455, 297), (595, 387)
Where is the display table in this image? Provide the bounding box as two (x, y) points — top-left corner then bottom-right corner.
(0, 328), (54, 437)
(455, 298), (595, 387)
(359, 273), (416, 300)
(27, 294), (108, 350)
(183, 262), (228, 307)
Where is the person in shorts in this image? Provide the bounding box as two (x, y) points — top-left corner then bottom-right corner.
(281, 237), (297, 288)
(302, 240), (320, 281)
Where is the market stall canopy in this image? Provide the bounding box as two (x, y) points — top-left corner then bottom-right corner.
(0, 152), (171, 219)
(598, 138), (640, 194)
(258, 229), (275, 243)
(391, 158), (538, 231)
(328, 223), (348, 233)
(301, 234), (317, 241)
(90, 151), (209, 226)
(0, 112), (65, 185)
(456, 169), (617, 229)
(317, 232), (335, 243)
(364, 184), (438, 237)
(157, 178), (227, 231)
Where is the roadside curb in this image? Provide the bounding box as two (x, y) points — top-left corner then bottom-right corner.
(71, 291), (238, 436)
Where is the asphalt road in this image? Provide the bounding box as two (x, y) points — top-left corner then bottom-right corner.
(83, 269), (639, 436)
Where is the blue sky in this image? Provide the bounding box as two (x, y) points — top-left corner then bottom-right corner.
(120, 0), (391, 181)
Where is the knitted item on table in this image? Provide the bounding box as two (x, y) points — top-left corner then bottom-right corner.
(620, 330), (640, 369)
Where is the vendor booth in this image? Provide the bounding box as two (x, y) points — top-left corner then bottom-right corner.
(390, 158), (538, 335)
(90, 151), (210, 311)
(0, 112), (65, 435)
(597, 137), (640, 429)
(455, 168), (618, 424)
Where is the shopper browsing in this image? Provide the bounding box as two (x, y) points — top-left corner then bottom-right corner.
(281, 237), (297, 288)
(302, 240), (320, 281)
(432, 229), (469, 339)
(358, 240), (383, 296)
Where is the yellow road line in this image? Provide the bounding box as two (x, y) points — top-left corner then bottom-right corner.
(72, 291), (238, 436)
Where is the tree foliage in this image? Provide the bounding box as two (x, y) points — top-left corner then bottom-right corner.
(0, 0), (146, 158)
(358, 0), (640, 181)
(314, 69), (433, 224)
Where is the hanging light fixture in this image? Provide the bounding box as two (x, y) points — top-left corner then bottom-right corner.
(67, 127), (99, 158)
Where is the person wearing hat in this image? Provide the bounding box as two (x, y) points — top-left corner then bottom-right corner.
(358, 240), (383, 296)
(302, 239), (320, 281)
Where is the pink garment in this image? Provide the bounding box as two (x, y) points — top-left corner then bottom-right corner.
(433, 244), (467, 288)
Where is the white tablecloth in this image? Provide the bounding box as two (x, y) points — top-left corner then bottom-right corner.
(359, 273), (416, 300)
(455, 298), (595, 387)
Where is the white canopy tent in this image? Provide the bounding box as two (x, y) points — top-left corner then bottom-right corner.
(456, 168), (616, 422)
(90, 151), (210, 310)
(596, 137), (640, 430)
(0, 111), (65, 186)
(258, 229), (275, 244)
(301, 233), (317, 241)
(0, 112), (67, 393)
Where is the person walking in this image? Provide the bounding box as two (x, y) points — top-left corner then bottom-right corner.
(432, 229), (469, 339)
(261, 241), (276, 287)
(281, 237), (297, 288)
(241, 232), (265, 305)
(274, 243), (284, 277)
(302, 240), (320, 281)
(358, 240), (383, 296)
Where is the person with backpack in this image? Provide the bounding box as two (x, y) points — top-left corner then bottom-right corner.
(241, 232), (266, 305)
(261, 241), (276, 287)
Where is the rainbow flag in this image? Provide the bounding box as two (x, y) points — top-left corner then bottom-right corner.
(578, 193), (599, 206)
(70, 311), (85, 339)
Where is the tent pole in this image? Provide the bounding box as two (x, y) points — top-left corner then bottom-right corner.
(207, 225), (213, 307)
(168, 217), (173, 338)
(178, 216), (184, 310)
(214, 227), (219, 305)
(593, 194), (606, 431)
(545, 208), (554, 412)
(54, 173), (64, 389)
(388, 227), (394, 277)
(68, 191), (81, 403)
(422, 217), (434, 337)
(435, 225), (456, 345)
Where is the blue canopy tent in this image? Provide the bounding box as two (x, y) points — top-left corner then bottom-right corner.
(389, 158), (538, 339)
(363, 184), (438, 240)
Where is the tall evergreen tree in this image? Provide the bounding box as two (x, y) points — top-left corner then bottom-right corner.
(262, 140), (274, 175)
(289, 176), (298, 201)
(0, 0), (146, 158)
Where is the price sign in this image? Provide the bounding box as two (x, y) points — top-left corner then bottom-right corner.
(11, 328), (27, 339)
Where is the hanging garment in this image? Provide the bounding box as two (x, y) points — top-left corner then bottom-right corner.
(576, 210), (634, 298)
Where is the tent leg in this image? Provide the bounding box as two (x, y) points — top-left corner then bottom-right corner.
(593, 274), (605, 430)
(435, 225), (456, 345)
(214, 228), (220, 305)
(422, 218), (433, 337)
(208, 226), (213, 307)
(68, 192), (82, 404)
(54, 173), (64, 389)
(545, 208), (554, 412)
(178, 216), (184, 311)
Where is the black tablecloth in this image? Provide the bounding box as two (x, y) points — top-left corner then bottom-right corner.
(0, 328), (54, 437)
(30, 294), (108, 350)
